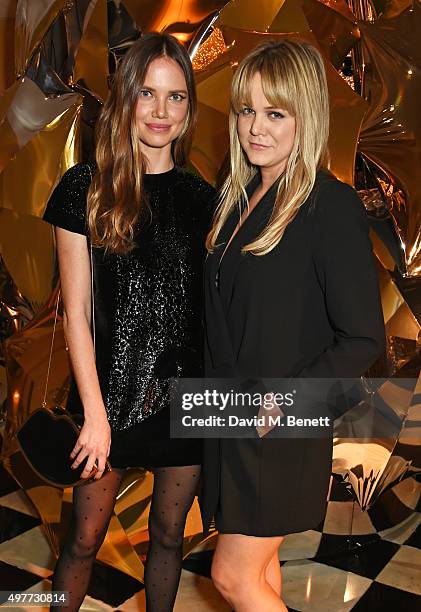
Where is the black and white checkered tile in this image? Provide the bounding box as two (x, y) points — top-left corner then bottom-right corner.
(0, 460), (420, 611)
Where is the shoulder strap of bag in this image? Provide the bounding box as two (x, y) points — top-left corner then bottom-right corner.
(88, 164), (96, 353)
(42, 164), (96, 408)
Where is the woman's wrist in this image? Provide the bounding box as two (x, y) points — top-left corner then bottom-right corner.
(83, 405), (109, 424)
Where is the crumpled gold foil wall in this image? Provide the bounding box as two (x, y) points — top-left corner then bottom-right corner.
(0, 77), (82, 306)
(0, 0), (17, 92)
(14, 1), (71, 78)
(123, 0), (228, 44)
(358, 6), (421, 276)
(72, 0), (109, 100)
(1, 0), (420, 581)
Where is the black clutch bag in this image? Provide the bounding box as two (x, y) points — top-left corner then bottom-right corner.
(16, 405), (111, 487)
(16, 237), (112, 488)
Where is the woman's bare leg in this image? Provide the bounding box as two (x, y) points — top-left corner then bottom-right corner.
(211, 533), (287, 612)
(265, 549), (283, 596)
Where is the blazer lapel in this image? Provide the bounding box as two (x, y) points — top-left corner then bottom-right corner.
(217, 175), (279, 311)
(205, 245), (238, 371)
(204, 173), (278, 371)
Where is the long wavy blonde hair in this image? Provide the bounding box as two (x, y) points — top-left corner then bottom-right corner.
(206, 39), (330, 256)
(87, 33), (197, 255)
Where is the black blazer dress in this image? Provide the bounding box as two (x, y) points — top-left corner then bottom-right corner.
(199, 169), (386, 537)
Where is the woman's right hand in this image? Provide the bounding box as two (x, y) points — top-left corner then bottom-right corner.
(69, 410), (111, 480)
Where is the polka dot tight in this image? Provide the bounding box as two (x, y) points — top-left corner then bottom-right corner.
(50, 467), (125, 611)
(144, 465), (201, 611)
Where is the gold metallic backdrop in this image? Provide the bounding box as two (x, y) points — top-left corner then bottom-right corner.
(14, 0), (72, 78)
(71, 0), (109, 100)
(0, 0), (420, 581)
(358, 6), (421, 276)
(0, 78), (82, 305)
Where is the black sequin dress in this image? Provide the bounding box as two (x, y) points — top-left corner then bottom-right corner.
(43, 163), (215, 468)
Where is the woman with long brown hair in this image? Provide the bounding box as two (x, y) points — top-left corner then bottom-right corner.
(43, 32), (214, 611)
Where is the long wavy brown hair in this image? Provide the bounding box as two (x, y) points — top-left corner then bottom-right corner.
(87, 32), (197, 255)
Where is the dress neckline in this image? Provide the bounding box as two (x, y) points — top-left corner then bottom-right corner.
(143, 166), (178, 186)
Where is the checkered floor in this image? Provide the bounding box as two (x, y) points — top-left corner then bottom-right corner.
(0, 460), (420, 611)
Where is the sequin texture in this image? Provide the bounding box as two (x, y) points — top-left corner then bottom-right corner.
(43, 163), (215, 431)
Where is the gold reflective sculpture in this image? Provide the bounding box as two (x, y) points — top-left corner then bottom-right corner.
(123, 0), (228, 44)
(72, 0), (109, 100)
(1, 0), (420, 584)
(358, 5), (421, 275)
(14, 1), (71, 79)
(0, 77), (82, 305)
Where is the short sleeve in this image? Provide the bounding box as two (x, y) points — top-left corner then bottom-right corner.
(42, 163), (92, 236)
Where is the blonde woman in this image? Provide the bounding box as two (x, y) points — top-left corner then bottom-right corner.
(200, 40), (385, 611)
(43, 33), (214, 611)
